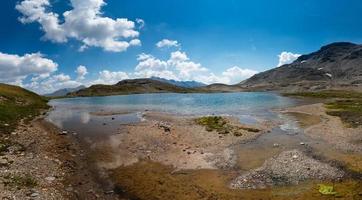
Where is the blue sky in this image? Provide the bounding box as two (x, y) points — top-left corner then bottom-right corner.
(1, 0), (362, 94)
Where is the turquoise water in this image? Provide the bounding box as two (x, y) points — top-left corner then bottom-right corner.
(47, 92), (297, 136)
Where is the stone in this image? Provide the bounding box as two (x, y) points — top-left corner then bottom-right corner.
(45, 176), (56, 182)
(300, 142), (305, 145)
(30, 192), (39, 197)
(59, 131), (68, 135)
(0, 157), (8, 166)
(273, 143), (280, 148)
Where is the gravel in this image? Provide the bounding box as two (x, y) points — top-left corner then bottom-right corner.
(230, 149), (345, 189)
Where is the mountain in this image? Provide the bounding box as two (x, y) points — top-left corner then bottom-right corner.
(68, 79), (205, 97)
(44, 85), (86, 97)
(150, 77), (206, 88)
(241, 42), (362, 91)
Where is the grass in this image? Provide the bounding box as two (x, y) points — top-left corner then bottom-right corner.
(0, 83), (49, 134)
(285, 90), (362, 127)
(3, 173), (38, 188)
(195, 116), (260, 136)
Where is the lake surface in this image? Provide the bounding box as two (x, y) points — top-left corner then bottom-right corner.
(47, 92), (298, 136)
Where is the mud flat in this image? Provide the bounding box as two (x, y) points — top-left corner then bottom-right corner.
(91, 112), (269, 170)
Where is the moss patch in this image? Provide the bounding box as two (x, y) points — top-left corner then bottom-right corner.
(195, 116), (260, 136)
(3, 173), (38, 188)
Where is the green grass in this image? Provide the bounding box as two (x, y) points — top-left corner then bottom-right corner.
(0, 83), (49, 134)
(3, 173), (38, 188)
(285, 90), (362, 127)
(195, 116), (260, 136)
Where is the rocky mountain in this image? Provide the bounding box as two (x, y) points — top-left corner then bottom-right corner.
(241, 42), (362, 91)
(44, 85), (86, 97)
(150, 77), (206, 88)
(68, 79), (205, 97)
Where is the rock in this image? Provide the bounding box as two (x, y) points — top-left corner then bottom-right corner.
(4, 123), (9, 127)
(300, 142), (305, 145)
(157, 121), (171, 133)
(292, 155), (298, 159)
(30, 192), (39, 197)
(0, 157), (8, 166)
(273, 143), (280, 148)
(45, 176), (56, 182)
(65, 186), (73, 192)
(59, 131), (68, 135)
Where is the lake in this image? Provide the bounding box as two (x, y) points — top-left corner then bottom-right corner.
(47, 92), (298, 136)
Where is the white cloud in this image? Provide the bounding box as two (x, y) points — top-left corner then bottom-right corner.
(25, 73), (82, 94)
(16, 0), (141, 52)
(278, 51), (301, 67)
(134, 50), (208, 81)
(136, 18), (145, 29)
(0, 52), (57, 84)
(76, 65), (88, 80)
(156, 39), (180, 48)
(91, 70), (129, 85)
(221, 66), (258, 84)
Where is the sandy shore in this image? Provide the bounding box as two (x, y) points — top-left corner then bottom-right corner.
(281, 103), (362, 153)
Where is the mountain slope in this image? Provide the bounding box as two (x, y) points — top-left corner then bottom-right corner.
(44, 85), (86, 97)
(0, 83), (49, 134)
(241, 42), (362, 91)
(68, 79), (201, 97)
(150, 77), (206, 88)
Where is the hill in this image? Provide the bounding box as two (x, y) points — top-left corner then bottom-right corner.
(150, 77), (206, 88)
(44, 85), (86, 97)
(241, 42), (362, 91)
(0, 83), (49, 134)
(68, 78), (203, 97)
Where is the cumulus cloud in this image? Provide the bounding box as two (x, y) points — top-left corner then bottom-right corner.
(156, 39), (180, 48)
(76, 65), (88, 80)
(278, 51), (301, 67)
(134, 50), (207, 81)
(16, 0), (141, 52)
(0, 52), (57, 84)
(221, 66), (258, 84)
(25, 73), (82, 94)
(91, 70), (129, 85)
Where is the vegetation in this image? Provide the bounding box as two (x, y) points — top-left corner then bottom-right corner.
(318, 184), (337, 195)
(0, 83), (49, 134)
(195, 116), (259, 136)
(3, 173), (38, 188)
(285, 90), (362, 127)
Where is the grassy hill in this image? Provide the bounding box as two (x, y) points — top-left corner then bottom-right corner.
(0, 83), (49, 134)
(68, 78), (204, 97)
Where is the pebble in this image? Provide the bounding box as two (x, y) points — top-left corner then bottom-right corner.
(0, 157), (8, 166)
(4, 123), (9, 127)
(30, 192), (39, 197)
(273, 143), (280, 148)
(292, 155), (298, 159)
(45, 176), (56, 182)
(65, 187), (73, 192)
(300, 142), (305, 145)
(59, 131), (67, 135)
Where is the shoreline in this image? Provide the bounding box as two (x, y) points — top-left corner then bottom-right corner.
(1, 97), (361, 199)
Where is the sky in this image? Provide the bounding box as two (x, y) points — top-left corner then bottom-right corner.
(1, 0), (362, 94)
